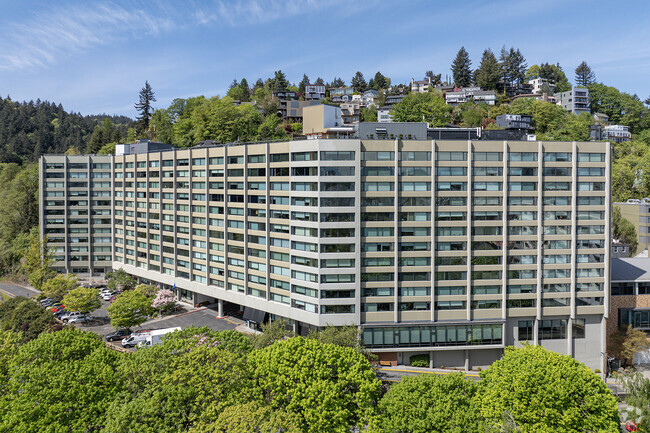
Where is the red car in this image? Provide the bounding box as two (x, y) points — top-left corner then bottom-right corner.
(49, 305), (65, 313)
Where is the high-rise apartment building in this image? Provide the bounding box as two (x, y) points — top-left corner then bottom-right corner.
(40, 138), (611, 370)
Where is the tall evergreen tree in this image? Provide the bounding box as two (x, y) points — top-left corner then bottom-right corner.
(499, 47), (527, 84)
(373, 71), (388, 90)
(498, 45), (509, 83)
(331, 77), (345, 88)
(239, 78), (250, 102)
(451, 47), (473, 88)
(298, 74), (310, 96)
(474, 49), (500, 90)
(272, 71), (289, 92)
(351, 71), (367, 93)
(575, 61), (596, 87)
(314, 77), (325, 86)
(134, 81), (156, 134)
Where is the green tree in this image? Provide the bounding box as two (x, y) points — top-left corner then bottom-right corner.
(97, 141), (116, 155)
(249, 337), (381, 433)
(0, 330), (22, 380)
(609, 326), (650, 364)
(451, 46), (473, 87)
(539, 62), (571, 92)
(330, 77), (345, 88)
(87, 118), (122, 153)
(0, 296), (58, 342)
(134, 283), (158, 298)
(424, 70), (441, 86)
(0, 164), (39, 275)
(390, 91), (452, 126)
(474, 49), (501, 90)
(351, 71), (367, 93)
(250, 319), (295, 349)
(107, 290), (154, 329)
(191, 402), (302, 433)
(587, 83), (650, 132)
(41, 273), (79, 300)
(106, 268), (137, 291)
(22, 228), (55, 290)
(575, 61), (596, 86)
(150, 108), (174, 144)
(62, 287), (101, 314)
(373, 71), (390, 89)
(0, 328), (122, 432)
(618, 370), (650, 431)
(499, 46), (527, 84)
(613, 206), (639, 255)
(379, 373), (481, 433)
(257, 113), (286, 141)
(361, 105), (378, 122)
(309, 324), (377, 363)
(505, 47), (527, 84)
(104, 332), (257, 432)
(298, 74), (310, 97)
(134, 81), (157, 135)
(273, 70), (289, 92)
(476, 345), (619, 432)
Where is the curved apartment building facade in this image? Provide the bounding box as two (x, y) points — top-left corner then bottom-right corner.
(40, 138), (611, 370)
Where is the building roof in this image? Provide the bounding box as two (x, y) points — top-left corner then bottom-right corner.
(611, 258), (650, 281)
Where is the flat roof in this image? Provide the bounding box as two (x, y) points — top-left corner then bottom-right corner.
(612, 258), (650, 282)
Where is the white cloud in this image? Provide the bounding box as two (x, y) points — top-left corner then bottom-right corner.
(0, 0), (344, 71)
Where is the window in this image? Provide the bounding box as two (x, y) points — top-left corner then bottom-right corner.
(543, 152), (571, 162)
(362, 151), (394, 161)
(509, 182), (537, 191)
(473, 152), (502, 161)
(508, 167), (537, 176)
(436, 167), (467, 176)
(578, 153), (605, 162)
(509, 152), (537, 161)
(320, 166), (354, 176)
(473, 182), (502, 191)
(401, 151), (431, 161)
(320, 151), (355, 160)
(436, 182), (465, 191)
(436, 151), (465, 161)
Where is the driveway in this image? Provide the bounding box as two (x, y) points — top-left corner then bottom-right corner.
(0, 282), (40, 300)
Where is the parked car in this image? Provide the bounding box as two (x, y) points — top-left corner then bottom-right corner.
(60, 311), (83, 322)
(40, 298), (57, 307)
(49, 305), (65, 313)
(101, 292), (117, 301)
(54, 309), (69, 319)
(104, 329), (131, 342)
(67, 315), (92, 325)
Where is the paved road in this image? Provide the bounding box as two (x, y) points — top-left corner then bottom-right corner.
(0, 282), (40, 299)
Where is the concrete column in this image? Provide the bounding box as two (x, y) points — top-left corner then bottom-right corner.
(464, 349), (470, 371)
(217, 299), (224, 317)
(429, 351), (434, 369)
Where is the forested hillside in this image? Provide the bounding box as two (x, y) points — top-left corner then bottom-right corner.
(0, 96), (133, 163)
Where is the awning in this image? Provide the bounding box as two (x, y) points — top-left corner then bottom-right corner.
(242, 307), (267, 323)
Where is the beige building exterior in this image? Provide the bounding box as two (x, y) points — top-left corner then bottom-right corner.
(615, 199), (650, 254)
(40, 138), (611, 370)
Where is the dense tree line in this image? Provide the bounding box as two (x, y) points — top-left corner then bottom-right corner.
(0, 306), (620, 433)
(0, 97), (133, 162)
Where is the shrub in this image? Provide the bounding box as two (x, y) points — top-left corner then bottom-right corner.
(409, 354), (429, 367)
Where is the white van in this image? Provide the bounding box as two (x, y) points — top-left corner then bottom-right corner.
(121, 332), (151, 348)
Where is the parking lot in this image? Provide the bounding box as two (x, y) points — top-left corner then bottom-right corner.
(76, 299), (242, 348)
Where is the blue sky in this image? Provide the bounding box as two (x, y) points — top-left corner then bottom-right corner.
(1, 0), (649, 117)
